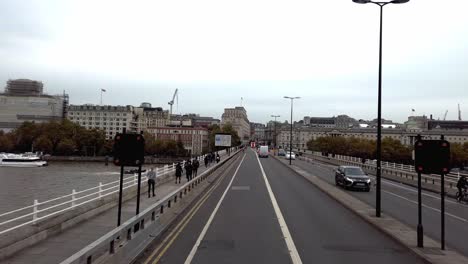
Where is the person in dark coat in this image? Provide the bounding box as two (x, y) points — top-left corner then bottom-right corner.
(175, 162), (183, 184)
(457, 176), (467, 201)
(147, 168), (156, 198)
(185, 160), (193, 181)
(193, 159), (200, 177)
(204, 155), (209, 168)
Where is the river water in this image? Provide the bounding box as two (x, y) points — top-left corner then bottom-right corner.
(0, 162), (161, 213)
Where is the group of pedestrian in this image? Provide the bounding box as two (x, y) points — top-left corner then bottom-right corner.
(174, 158), (202, 184)
(203, 152), (221, 168)
(147, 152), (224, 199)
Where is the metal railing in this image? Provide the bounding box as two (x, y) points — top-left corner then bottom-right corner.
(296, 149), (467, 189)
(0, 150), (229, 235)
(60, 148), (239, 264)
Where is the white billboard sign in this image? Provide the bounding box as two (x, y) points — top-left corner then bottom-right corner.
(215, 134), (232, 147)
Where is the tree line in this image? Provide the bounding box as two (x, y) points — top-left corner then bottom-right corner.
(306, 136), (468, 167)
(0, 121), (242, 157)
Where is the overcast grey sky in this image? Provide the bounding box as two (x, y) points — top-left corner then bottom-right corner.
(1, 0), (467, 124)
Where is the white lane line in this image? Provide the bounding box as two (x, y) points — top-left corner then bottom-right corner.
(382, 190), (468, 223)
(256, 152), (303, 264)
(302, 159), (466, 207)
(184, 153), (246, 264)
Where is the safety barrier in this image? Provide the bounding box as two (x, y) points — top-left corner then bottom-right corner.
(0, 150), (226, 235)
(60, 148), (240, 264)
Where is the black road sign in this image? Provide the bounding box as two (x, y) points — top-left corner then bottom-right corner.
(414, 139), (450, 175)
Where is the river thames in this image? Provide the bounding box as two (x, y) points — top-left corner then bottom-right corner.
(0, 162), (161, 213)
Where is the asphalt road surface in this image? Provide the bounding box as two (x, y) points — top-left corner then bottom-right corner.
(137, 149), (424, 264)
(290, 155), (468, 257)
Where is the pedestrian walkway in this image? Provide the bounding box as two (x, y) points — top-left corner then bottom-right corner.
(4, 152), (229, 264)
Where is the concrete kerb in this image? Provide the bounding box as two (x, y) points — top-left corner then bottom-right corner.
(271, 154), (468, 264)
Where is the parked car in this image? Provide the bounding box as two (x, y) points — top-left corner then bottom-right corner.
(285, 152), (296, 160)
(278, 149), (286, 156)
(335, 166), (371, 192)
(258, 146), (269, 158)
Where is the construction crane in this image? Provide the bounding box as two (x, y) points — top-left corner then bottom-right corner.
(443, 110), (448, 121)
(168, 88), (178, 121)
(459, 104), (462, 121)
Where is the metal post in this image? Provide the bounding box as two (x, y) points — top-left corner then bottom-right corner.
(33, 199), (38, 224)
(375, 4), (384, 218)
(441, 172), (445, 250)
(98, 182), (103, 198)
(71, 189), (76, 207)
(417, 171), (424, 247)
(117, 165), (124, 226)
(136, 164), (142, 215)
(290, 99), (293, 165)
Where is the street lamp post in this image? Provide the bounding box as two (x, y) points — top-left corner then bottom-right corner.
(284, 96), (300, 165)
(271, 115), (280, 149)
(352, 0), (410, 218)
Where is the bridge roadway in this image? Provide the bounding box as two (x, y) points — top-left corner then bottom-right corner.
(289, 155), (468, 258)
(137, 149), (423, 264)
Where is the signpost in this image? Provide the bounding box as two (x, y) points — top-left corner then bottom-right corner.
(414, 135), (450, 249)
(113, 130), (145, 226)
(215, 134), (232, 147)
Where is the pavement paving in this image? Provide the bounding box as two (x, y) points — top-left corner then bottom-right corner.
(3, 153), (229, 264)
(141, 149), (424, 264)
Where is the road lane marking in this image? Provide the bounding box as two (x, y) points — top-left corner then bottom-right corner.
(382, 190), (468, 223)
(184, 153), (246, 264)
(256, 151), (303, 264)
(143, 155), (241, 264)
(299, 158), (468, 207)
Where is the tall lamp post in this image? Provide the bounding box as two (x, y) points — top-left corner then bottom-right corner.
(352, 0), (410, 217)
(271, 115), (280, 149)
(284, 96), (300, 165)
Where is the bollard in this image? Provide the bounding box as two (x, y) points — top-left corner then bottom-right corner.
(72, 189), (76, 207)
(110, 240), (115, 254)
(160, 205), (164, 214)
(174, 195), (177, 203)
(98, 182), (103, 198)
(33, 199), (38, 224)
(168, 200), (171, 208)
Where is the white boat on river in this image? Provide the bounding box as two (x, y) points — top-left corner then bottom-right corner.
(0, 153), (48, 167)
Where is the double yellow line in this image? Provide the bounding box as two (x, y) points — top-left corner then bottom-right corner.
(143, 155), (241, 264)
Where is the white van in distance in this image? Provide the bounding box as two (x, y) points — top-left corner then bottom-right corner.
(258, 146), (269, 158)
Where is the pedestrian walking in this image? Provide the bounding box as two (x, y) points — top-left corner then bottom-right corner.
(204, 155), (209, 168)
(193, 159), (199, 177)
(175, 162), (183, 184)
(147, 168), (156, 198)
(185, 160), (193, 181)
(216, 153), (220, 163)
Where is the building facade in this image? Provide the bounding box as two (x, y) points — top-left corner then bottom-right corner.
(0, 79), (68, 132)
(67, 105), (133, 139)
(132, 103), (169, 133)
(251, 122), (266, 143)
(277, 127), (468, 150)
(221, 107), (251, 144)
(146, 126), (209, 155)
